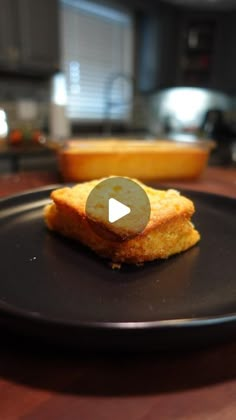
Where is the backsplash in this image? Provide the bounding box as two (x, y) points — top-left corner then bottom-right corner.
(148, 87), (234, 135)
(0, 77), (50, 133)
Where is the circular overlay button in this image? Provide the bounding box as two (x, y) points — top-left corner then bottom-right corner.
(85, 177), (151, 241)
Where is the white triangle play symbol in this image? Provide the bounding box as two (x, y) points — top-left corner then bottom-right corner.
(108, 198), (131, 223)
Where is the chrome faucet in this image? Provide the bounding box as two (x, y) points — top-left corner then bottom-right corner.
(103, 73), (134, 136)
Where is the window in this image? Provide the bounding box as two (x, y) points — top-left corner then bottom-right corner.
(60, 0), (134, 121)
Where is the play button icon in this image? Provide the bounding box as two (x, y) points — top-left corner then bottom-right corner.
(108, 198), (131, 223)
(85, 177), (151, 240)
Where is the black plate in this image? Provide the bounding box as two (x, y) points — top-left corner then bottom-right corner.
(0, 186), (236, 351)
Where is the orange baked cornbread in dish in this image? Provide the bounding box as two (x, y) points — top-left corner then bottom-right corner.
(58, 139), (213, 181)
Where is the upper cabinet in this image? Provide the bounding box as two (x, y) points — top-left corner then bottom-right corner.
(0, 0), (20, 70)
(176, 16), (216, 87)
(0, 0), (60, 76)
(135, 5), (181, 92)
(18, 0), (60, 74)
(211, 13), (236, 94)
(136, 4), (236, 94)
(175, 11), (236, 93)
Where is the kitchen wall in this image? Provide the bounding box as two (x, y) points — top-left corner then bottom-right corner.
(0, 78), (50, 134)
(147, 88), (233, 135)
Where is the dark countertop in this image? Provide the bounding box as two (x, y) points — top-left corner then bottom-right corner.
(0, 143), (55, 173)
(0, 166), (235, 199)
(0, 167), (235, 420)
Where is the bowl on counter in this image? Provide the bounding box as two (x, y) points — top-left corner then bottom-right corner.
(56, 137), (215, 182)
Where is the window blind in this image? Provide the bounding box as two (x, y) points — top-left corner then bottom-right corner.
(60, 0), (134, 121)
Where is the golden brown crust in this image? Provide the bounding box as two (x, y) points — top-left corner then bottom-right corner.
(50, 178), (195, 237)
(45, 177), (200, 263)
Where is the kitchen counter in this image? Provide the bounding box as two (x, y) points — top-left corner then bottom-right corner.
(0, 143), (55, 173)
(0, 166), (235, 420)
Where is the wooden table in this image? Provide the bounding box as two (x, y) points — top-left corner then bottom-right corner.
(0, 167), (236, 420)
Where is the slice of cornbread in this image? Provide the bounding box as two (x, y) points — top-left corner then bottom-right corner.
(44, 177), (200, 264)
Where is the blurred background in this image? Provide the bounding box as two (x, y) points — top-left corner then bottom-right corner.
(0, 0), (236, 173)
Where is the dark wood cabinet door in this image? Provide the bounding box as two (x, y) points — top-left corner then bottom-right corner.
(211, 13), (236, 94)
(18, 0), (60, 74)
(0, 0), (20, 69)
(136, 6), (180, 92)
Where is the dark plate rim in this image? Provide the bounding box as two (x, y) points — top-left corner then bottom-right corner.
(2, 298), (236, 330)
(0, 184), (63, 204)
(0, 184), (236, 331)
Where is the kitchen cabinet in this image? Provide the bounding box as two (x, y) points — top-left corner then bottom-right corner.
(0, 0), (60, 76)
(176, 10), (236, 93)
(136, 4), (180, 92)
(18, 0), (59, 74)
(175, 10), (220, 89)
(176, 16), (216, 87)
(0, 0), (20, 70)
(136, 4), (236, 94)
(211, 13), (236, 94)
(157, 7), (181, 89)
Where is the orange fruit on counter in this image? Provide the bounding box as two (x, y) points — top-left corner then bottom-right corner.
(9, 129), (23, 145)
